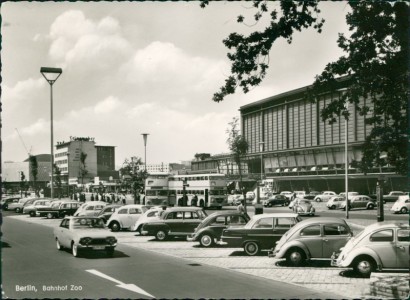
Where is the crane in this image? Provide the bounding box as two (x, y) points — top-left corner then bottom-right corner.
(15, 128), (32, 157)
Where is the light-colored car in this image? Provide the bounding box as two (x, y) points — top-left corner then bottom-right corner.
(246, 192), (255, 200)
(107, 204), (149, 232)
(326, 196), (346, 210)
(269, 217), (353, 266)
(331, 222), (409, 277)
(313, 191), (337, 202)
(339, 195), (376, 210)
(8, 197), (38, 213)
(132, 207), (164, 233)
(339, 192), (359, 198)
(293, 199), (316, 216)
(23, 199), (53, 217)
(53, 216), (117, 257)
(280, 191), (294, 200)
(1, 196), (21, 210)
(390, 196), (410, 214)
(293, 191), (306, 198)
(74, 201), (107, 216)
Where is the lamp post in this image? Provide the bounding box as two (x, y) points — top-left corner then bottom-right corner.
(344, 99), (349, 219)
(258, 141), (265, 204)
(40, 67), (62, 199)
(141, 133), (149, 172)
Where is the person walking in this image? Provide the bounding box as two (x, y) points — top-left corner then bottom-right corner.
(237, 202), (245, 214)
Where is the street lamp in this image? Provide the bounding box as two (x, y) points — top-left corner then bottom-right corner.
(141, 133), (149, 172)
(343, 94), (349, 219)
(258, 141), (265, 205)
(40, 67), (62, 199)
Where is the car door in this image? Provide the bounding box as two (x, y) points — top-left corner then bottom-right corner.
(249, 217), (279, 249)
(368, 229), (396, 268)
(207, 216), (227, 238)
(166, 211), (184, 232)
(128, 207), (143, 227)
(93, 205), (104, 216)
(395, 229), (409, 268)
(57, 219), (70, 247)
(182, 211), (202, 233)
(322, 224), (351, 258)
(298, 225), (322, 257)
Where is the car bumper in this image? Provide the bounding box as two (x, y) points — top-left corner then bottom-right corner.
(78, 244), (117, 250)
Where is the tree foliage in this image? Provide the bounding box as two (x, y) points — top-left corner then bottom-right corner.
(194, 153), (211, 161)
(119, 157), (148, 201)
(226, 117), (249, 211)
(202, 0), (408, 175)
(29, 155), (38, 195)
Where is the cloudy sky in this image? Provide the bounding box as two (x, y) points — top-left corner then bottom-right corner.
(2, 1), (350, 168)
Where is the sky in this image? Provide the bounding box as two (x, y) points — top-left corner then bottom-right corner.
(1, 1), (350, 169)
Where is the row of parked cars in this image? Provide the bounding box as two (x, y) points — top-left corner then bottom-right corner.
(3, 195), (409, 278)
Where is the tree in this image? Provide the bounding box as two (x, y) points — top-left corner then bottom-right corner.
(226, 117), (249, 212)
(194, 153), (211, 161)
(29, 155), (39, 196)
(80, 152), (88, 186)
(53, 163), (62, 199)
(201, 0), (408, 175)
(119, 157), (148, 204)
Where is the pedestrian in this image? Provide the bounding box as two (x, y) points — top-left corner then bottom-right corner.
(192, 194), (198, 206)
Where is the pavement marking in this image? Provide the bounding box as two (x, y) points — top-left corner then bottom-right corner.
(86, 269), (155, 298)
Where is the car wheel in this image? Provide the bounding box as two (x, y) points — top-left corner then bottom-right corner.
(72, 243), (80, 257)
(199, 234), (215, 247)
(15, 207), (22, 213)
(268, 203), (272, 207)
(110, 221), (121, 232)
(106, 248), (115, 257)
(47, 212), (54, 219)
(367, 203), (374, 210)
(285, 201), (290, 206)
(286, 248), (305, 266)
(400, 207), (408, 214)
(29, 211), (36, 217)
(155, 230), (168, 241)
(331, 205), (336, 209)
(353, 256), (375, 277)
(56, 239), (63, 250)
(244, 241), (260, 256)
(316, 198), (322, 202)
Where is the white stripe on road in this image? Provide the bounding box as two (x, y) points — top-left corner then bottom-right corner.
(86, 269), (155, 298)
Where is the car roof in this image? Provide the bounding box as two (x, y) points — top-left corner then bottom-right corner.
(295, 217), (348, 226)
(251, 213), (299, 220)
(167, 207), (204, 212)
(207, 210), (244, 217)
(362, 222), (409, 233)
(65, 216), (101, 220)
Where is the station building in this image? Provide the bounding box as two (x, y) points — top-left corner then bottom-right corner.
(192, 79), (406, 194)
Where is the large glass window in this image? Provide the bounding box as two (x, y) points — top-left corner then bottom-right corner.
(324, 224), (349, 235)
(300, 225), (321, 236)
(253, 217), (273, 229)
(397, 230), (410, 242)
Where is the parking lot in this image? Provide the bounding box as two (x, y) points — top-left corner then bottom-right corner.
(7, 210), (377, 299)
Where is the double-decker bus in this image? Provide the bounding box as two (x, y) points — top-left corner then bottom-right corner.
(144, 172), (171, 206)
(168, 174), (228, 209)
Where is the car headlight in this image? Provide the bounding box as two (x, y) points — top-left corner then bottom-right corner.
(79, 237), (92, 245)
(106, 237), (117, 245)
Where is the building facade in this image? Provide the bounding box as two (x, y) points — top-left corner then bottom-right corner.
(55, 136), (118, 186)
(192, 79), (406, 194)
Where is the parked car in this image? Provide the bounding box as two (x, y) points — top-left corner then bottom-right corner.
(37, 201), (82, 218)
(141, 207), (208, 241)
(326, 196), (346, 210)
(331, 222), (409, 277)
(339, 192), (359, 198)
(74, 201), (107, 217)
(263, 194), (290, 207)
(220, 213), (301, 256)
(383, 191), (409, 203)
(269, 217), (353, 266)
(8, 197), (38, 213)
(304, 191), (321, 200)
(53, 216), (117, 257)
(106, 204), (148, 232)
(246, 192), (255, 200)
(188, 211), (250, 247)
(339, 195), (376, 210)
(23, 199), (53, 217)
(96, 204), (123, 223)
(390, 196), (410, 214)
(293, 199), (316, 216)
(313, 191), (337, 202)
(280, 191), (294, 200)
(132, 207), (165, 233)
(293, 191), (306, 199)
(1, 196), (21, 210)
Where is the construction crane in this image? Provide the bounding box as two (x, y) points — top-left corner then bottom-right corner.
(15, 128), (32, 157)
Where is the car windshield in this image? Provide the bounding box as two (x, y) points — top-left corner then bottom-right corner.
(72, 218), (105, 229)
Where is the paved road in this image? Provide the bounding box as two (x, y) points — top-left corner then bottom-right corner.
(2, 216), (336, 299)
